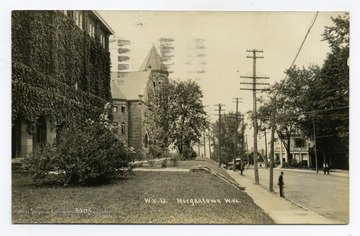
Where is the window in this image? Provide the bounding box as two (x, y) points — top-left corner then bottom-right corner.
(121, 122), (126, 134)
(88, 19), (95, 38)
(121, 106), (126, 113)
(74, 11), (83, 30)
(144, 133), (149, 148)
(100, 31), (106, 49)
(112, 106), (118, 113)
(295, 139), (305, 148)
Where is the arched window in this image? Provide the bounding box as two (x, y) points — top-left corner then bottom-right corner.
(144, 132), (149, 148)
(121, 122), (126, 134)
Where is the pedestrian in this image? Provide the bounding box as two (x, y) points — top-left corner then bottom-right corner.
(326, 163), (330, 175)
(323, 163), (327, 175)
(278, 171), (284, 198)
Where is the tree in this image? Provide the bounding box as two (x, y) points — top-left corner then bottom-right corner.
(145, 81), (174, 154)
(298, 14), (349, 168)
(146, 79), (209, 159)
(212, 112), (245, 165)
(169, 80), (209, 158)
(258, 13), (349, 169)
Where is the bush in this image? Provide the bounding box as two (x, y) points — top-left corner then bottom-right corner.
(25, 121), (129, 186)
(161, 159), (167, 168)
(148, 145), (163, 159)
(182, 146), (197, 160)
(170, 155), (179, 167)
(147, 159), (155, 167)
(290, 158), (299, 168)
(24, 144), (62, 186)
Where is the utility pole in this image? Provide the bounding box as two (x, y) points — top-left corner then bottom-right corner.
(312, 116), (318, 173)
(245, 135), (250, 169)
(203, 131), (206, 158)
(240, 49), (269, 185)
(232, 97), (242, 171)
(240, 114), (245, 175)
(208, 132), (212, 160)
(214, 103), (225, 167)
(269, 98), (276, 192)
(264, 129), (268, 168)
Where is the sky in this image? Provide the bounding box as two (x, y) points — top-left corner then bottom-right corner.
(98, 10), (345, 147)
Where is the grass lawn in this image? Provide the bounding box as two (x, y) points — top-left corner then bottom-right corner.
(12, 166), (274, 224)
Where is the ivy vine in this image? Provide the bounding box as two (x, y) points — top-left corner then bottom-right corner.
(12, 10), (112, 130)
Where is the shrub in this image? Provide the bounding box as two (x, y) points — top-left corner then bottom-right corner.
(24, 144), (62, 186)
(148, 145), (163, 159)
(25, 121), (129, 186)
(182, 146), (197, 160)
(147, 159), (155, 167)
(170, 154), (180, 167)
(161, 159), (167, 168)
(290, 158), (299, 168)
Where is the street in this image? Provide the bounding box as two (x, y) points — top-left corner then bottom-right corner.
(241, 167), (349, 224)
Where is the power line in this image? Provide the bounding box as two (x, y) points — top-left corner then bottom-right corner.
(288, 11), (319, 70)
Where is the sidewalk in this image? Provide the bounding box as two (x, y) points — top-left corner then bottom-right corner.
(226, 170), (336, 224)
(272, 166), (349, 178)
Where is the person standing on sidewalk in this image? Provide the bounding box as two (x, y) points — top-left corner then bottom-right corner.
(278, 171), (284, 198)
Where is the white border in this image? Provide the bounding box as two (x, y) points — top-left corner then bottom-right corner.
(1, 1), (359, 236)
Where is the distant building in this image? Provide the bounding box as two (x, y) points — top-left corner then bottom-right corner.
(111, 46), (169, 155)
(12, 10), (114, 158)
(274, 133), (313, 168)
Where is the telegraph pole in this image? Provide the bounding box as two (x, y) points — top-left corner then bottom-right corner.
(312, 116), (318, 173)
(240, 49), (269, 185)
(203, 131), (206, 158)
(232, 97), (242, 171)
(269, 100), (276, 192)
(240, 114), (245, 175)
(245, 135), (250, 169)
(214, 103), (225, 167)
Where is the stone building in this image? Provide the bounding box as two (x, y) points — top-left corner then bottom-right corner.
(111, 46), (169, 155)
(11, 10), (114, 158)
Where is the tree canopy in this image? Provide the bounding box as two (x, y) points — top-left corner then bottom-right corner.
(146, 79), (209, 159)
(212, 112), (246, 165)
(258, 13), (349, 169)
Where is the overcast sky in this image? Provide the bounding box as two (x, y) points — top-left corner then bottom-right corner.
(99, 11), (344, 123)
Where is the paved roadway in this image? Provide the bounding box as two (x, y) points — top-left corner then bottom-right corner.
(241, 167), (349, 224)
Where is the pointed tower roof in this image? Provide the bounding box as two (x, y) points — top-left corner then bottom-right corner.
(139, 46), (167, 72)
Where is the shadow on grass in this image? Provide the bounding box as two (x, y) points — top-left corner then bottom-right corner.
(12, 172), (136, 189)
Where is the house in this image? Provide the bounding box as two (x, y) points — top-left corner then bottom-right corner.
(274, 133), (313, 168)
(111, 46), (169, 157)
(11, 10), (114, 158)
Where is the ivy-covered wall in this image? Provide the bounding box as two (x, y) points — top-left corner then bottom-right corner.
(12, 10), (112, 128)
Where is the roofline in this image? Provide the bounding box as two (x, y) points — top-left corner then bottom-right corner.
(92, 10), (115, 35)
(112, 98), (128, 102)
